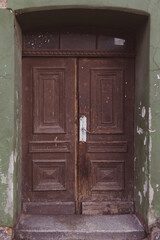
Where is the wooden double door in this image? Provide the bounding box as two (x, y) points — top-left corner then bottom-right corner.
(22, 57), (134, 215)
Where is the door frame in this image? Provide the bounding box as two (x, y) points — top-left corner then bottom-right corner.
(15, 8), (150, 229)
(22, 28), (135, 215)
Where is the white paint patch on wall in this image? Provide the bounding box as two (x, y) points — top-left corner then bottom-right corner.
(149, 107), (156, 133)
(141, 106), (146, 118)
(148, 175), (156, 226)
(156, 184), (159, 192)
(143, 180), (148, 197)
(137, 126), (143, 135)
(0, 158), (7, 184)
(149, 176), (154, 209)
(149, 107), (152, 130)
(149, 108), (152, 162)
(149, 135), (152, 162)
(4, 152), (14, 218)
(138, 191), (143, 205)
(1, 174), (7, 184)
(14, 150), (17, 164)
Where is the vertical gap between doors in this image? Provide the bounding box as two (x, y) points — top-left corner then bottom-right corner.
(75, 58), (81, 214)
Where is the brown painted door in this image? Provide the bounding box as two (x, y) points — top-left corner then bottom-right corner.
(22, 57), (76, 214)
(22, 57), (134, 215)
(78, 58), (134, 214)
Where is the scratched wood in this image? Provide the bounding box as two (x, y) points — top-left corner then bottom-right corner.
(22, 58), (76, 214)
(22, 29), (135, 215)
(78, 58), (135, 214)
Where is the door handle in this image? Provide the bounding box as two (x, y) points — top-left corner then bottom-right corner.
(79, 115), (87, 142)
(81, 128), (90, 133)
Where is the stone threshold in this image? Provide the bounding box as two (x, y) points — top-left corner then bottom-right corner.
(14, 214), (146, 240)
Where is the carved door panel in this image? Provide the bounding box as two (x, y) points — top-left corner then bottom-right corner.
(23, 57), (134, 215)
(22, 58), (76, 214)
(78, 58), (134, 215)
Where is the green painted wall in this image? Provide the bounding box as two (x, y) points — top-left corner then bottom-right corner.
(0, 9), (15, 227)
(134, 19), (150, 225)
(7, 0), (150, 14)
(13, 19), (22, 225)
(148, 4), (160, 225)
(0, 9), (22, 227)
(0, 0), (160, 229)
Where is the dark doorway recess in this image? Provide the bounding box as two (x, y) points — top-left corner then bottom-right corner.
(22, 26), (135, 215)
(16, 8), (148, 32)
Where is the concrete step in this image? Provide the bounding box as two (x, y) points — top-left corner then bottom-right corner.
(14, 214), (146, 240)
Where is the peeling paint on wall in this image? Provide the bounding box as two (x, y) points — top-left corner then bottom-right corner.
(156, 184), (159, 192)
(149, 107), (152, 130)
(0, 174), (7, 184)
(141, 106), (146, 118)
(148, 106), (156, 226)
(149, 108), (153, 165)
(149, 136), (152, 162)
(148, 174), (156, 226)
(138, 191), (143, 205)
(0, 158), (7, 184)
(137, 126), (144, 135)
(0, 0), (7, 8)
(143, 180), (148, 197)
(4, 152), (14, 218)
(154, 82), (160, 97)
(149, 107), (156, 133)
(149, 178), (154, 209)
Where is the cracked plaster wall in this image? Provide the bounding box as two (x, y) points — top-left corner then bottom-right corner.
(0, 9), (15, 227)
(0, 8), (22, 229)
(134, 19), (150, 226)
(148, 1), (160, 227)
(0, 0), (160, 231)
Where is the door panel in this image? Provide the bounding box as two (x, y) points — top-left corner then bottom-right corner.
(90, 67), (124, 134)
(78, 58), (134, 214)
(22, 58), (76, 214)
